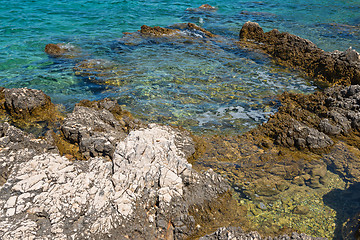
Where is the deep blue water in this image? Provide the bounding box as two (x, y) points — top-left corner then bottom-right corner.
(1, 0), (360, 133)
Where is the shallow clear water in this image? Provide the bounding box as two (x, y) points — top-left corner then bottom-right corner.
(3, 0), (359, 133)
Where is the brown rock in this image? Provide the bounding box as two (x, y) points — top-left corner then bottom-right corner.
(292, 205), (310, 215)
(198, 4), (217, 10)
(140, 25), (180, 37)
(186, 4), (218, 12)
(3, 88), (57, 123)
(239, 21), (265, 41)
(44, 43), (79, 58)
(239, 21), (360, 86)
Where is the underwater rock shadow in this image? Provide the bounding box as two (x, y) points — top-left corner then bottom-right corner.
(323, 182), (360, 240)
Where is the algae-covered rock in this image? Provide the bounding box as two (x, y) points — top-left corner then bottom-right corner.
(116, 22), (216, 47)
(139, 25), (181, 36)
(239, 21), (360, 86)
(73, 59), (124, 85)
(0, 88), (61, 134)
(3, 88), (54, 119)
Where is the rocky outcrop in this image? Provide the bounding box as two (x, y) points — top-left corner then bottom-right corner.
(0, 122), (58, 188)
(0, 88), (60, 135)
(0, 88), (249, 239)
(139, 25), (181, 37)
(0, 120), (242, 239)
(250, 84), (360, 154)
(239, 21), (360, 86)
(2, 88), (56, 121)
(200, 227), (327, 240)
(61, 98), (140, 159)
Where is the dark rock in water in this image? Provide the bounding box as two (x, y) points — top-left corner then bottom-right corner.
(239, 21), (265, 42)
(198, 4), (217, 10)
(199, 226), (327, 240)
(140, 25), (181, 36)
(117, 23), (216, 46)
(139, 23), (215, 38)
(239, 21), (360, 86)
(44, 43), (80, 58)
(250, 84), (360, 153)
(172, 22), (216, 38)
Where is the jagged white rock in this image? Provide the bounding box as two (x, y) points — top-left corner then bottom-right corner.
(0, 124), (194, 239)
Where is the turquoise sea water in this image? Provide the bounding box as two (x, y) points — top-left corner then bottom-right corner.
(1, 0), (360, 133)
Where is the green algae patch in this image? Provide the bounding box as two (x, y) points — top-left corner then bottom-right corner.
(187, 190), (249, 239)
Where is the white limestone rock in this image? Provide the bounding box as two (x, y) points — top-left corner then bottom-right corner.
(0, 124), (206, 239)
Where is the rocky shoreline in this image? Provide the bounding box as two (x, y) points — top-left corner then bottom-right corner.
(1, 21), (360, 239)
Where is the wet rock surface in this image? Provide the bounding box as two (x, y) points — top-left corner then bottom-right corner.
(239, 21), (360, 86)
(116, 22), (216, 47)
(44, 43), (80, 58)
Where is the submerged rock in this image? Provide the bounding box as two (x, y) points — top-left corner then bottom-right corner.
(117, 23), (216, 46)
(73, 59), (125, 85)
(44, 43), (80, 58)
(139, 25), (181, 37)
(240, 11), (276, 17)
(239, 21), (360, 86)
